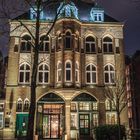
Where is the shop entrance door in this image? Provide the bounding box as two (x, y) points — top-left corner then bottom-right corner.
(43, 114), (60, 138)
(79, 114), (90, 135)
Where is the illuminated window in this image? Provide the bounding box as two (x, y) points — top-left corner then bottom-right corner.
(20, 35), (31, 52)
(86, 64), (96, 84)
(57, 62), (62, 82)
(93, 102), (98, 110)
(24, 99), (30, 111)
(38, 64), (49, 84)
(65, 61), (72, 82)
(85, 36), (96, 53)
(57, 2), (78, 19)
(104, 64), (115, 84)
(103, 37), (113, 53)
(79, 102), (90, 110)
(106, 112), (117, 124)
(19, 63), (30, 83)
(75, 62), (79, 82)
(30, 7), (44, 20)
(17, 98), (23, 112)
(105, 99), (116, 110)
(65, 32), (71, 49)
(39, 35), (49, 52)
(93, 113), (98, 126)
(90, 7), (104, 22)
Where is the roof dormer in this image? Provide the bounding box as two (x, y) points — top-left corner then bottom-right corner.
(90, 3), (104, 22)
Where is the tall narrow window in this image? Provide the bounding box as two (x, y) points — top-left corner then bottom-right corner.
(57, 62), (62, 82)
(17, 98), (23, 112)
(65, 32), (71, 49)
(57, 33), (62, 51)
(85, 36), (96, 53)
(24, 99), (30, 111)
(86, 64), (96, 84)
(39, 35), (49, 52)
(38, 64), (49, 84)
(103, 37), (113, 53)
(104, 64), (115, 84)
(19, 63), (30, 83)
(75, 62), (79, 82)
(0, 113), (3, 129)
(65, 61), (72, 82)
(20, 35), (31, 52)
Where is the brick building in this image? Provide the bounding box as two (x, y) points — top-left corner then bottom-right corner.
(4, 1), (128, 139)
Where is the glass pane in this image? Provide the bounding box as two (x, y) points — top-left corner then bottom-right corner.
(25, 72), (30, 82)
(86, 36), (94, 42)
(87, 72), (90, 83)
(86, 65), (90, 71)
(105, 73), (109, 83)
(65, 37), (71, 48)
(103, 44), (107, 52)
(92, 72), (96, 83)
(19, 72), (24, 82)
(109, 44), (113, 52)
(39, 72), (43, 82)
(86, 43), (90, 52)
(26, 65), (30, 70)
(45, 43), (49, 52)
(39, 65), (43, 70)
(44, 72), (48, 83)
(91, 44), (96, 52)
(66, 63), (71, 68)
(66, 70), (71, 81)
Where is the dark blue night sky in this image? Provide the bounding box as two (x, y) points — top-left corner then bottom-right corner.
(0, 0), (139, 56)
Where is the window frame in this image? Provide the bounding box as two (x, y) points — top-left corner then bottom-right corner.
(86, 64), (97, 84)
(85, 36), (96, 53)
(65, 31), (72, 49)
(104, 64), (115, 84)
(65, 60), (72, 82)
(38, 63), (49, 84)
(17, 98), (23, 112)
(20, 35), (31, 53)
(39, 35), (50, 52)
(19, 63), (30, 84)
(103, 37), (113, 53)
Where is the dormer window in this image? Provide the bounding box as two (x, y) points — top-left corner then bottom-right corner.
(30, 7), (44, 20)
(90, 6), (104, 22)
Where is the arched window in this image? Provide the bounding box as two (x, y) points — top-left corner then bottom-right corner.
(57, 62), (62, 82)
(19, 63), (30, 83)
(75, 62), (79, 82)
(105, 99), (111, 110)
(104, 64), (115, 84)
(17, 98), (23, 112)
(38, 64), (49, 84)
(65, 61), (72, 82)
(85, 36), (96, 53)
(20, 35), (31, 52)
(24, 98), (30, 111)
(39, 35), (49, 52)
(65, 32), (71, 49)
(86, 64), (96, 84)
(103, 37), (113, 53)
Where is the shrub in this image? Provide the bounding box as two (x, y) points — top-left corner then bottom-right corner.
(94, 125), (126, 140)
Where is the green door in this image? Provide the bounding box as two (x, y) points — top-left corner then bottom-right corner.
(79, 114), (90, 135)
(16, 114), (28, 137)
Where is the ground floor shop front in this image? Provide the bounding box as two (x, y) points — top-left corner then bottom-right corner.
(15, 92), (100, 140)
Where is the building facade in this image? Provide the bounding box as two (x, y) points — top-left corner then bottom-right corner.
(4, 1), (128, 139)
